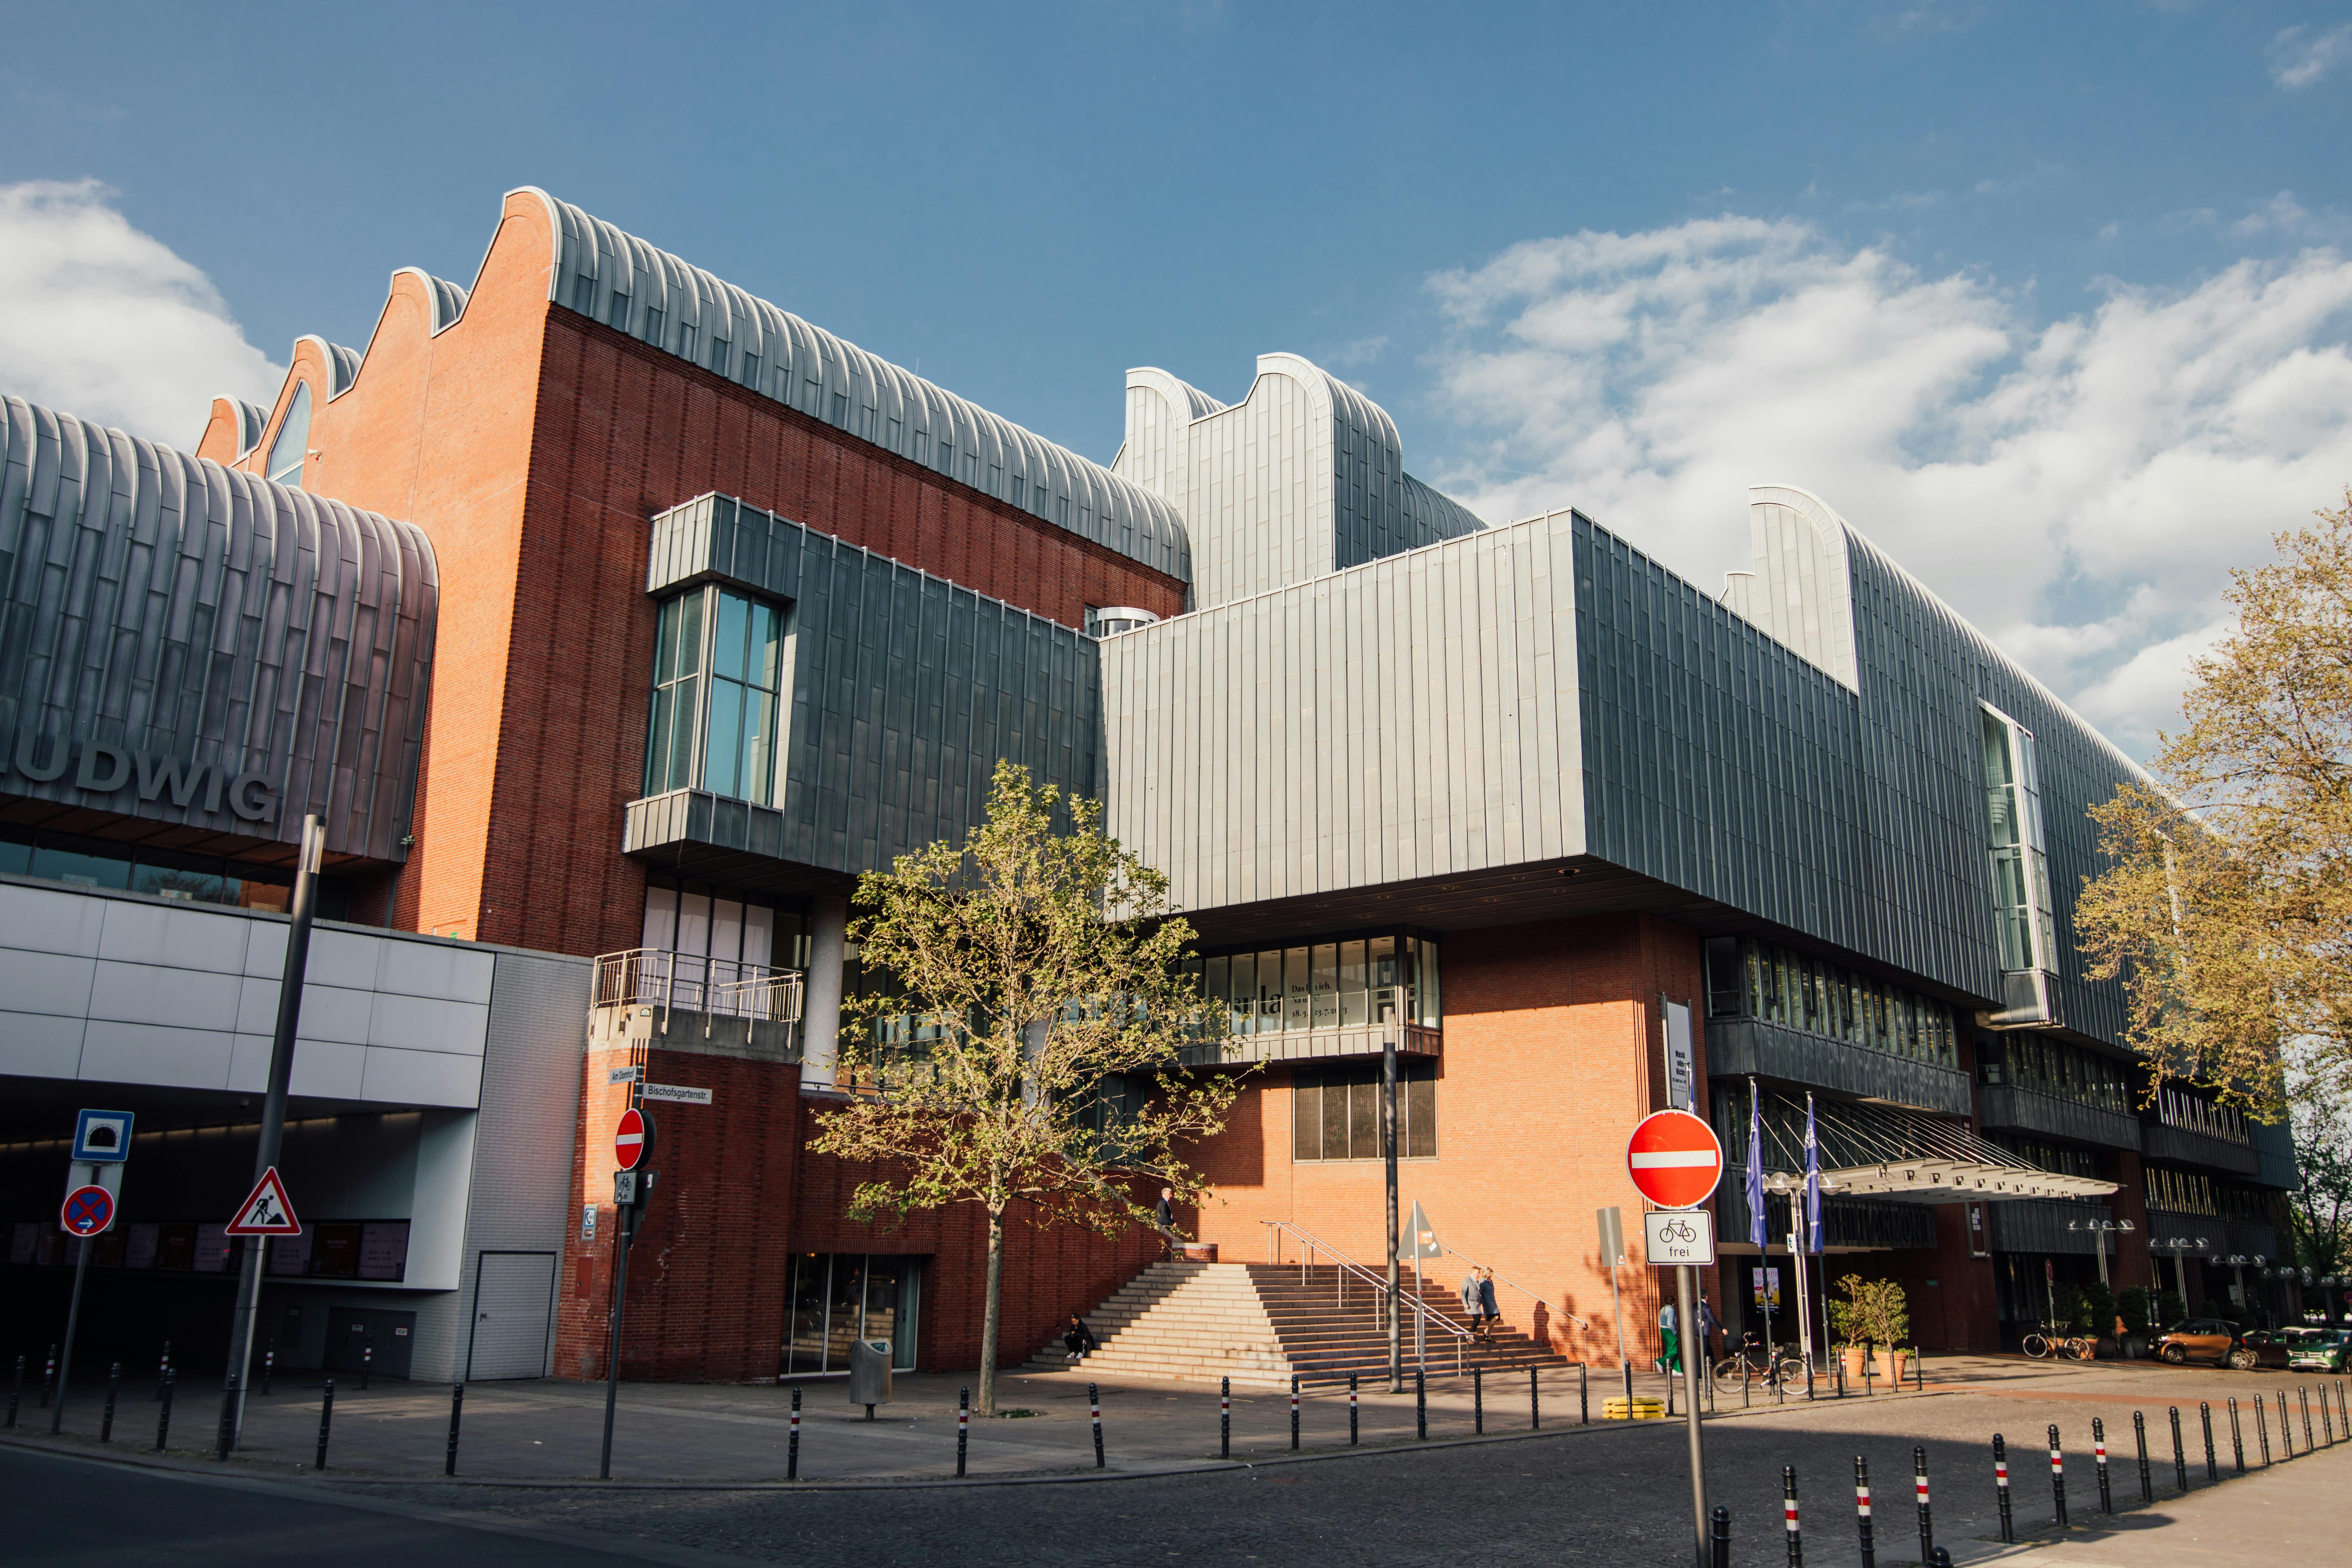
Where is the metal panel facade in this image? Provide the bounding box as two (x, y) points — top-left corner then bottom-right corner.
(637, 495), (1099, 880)
(0, 397), (435, 862)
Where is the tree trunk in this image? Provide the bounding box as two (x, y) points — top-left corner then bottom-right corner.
(979, 1206), (1006, 1416)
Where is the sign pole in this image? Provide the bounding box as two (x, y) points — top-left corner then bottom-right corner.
(49, 1234), (93, 1435)
(1382, 1034), (1401, 1395)
(222, 813), (325, 1448)
(1677, 1261), (1707, 1568)
(599, 1200), (634, 1480)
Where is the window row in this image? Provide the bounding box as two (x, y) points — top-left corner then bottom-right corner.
(2152, 1085), (2249, 1144)
(1703, 936), (1957, 1066)
(1977, 1036), (2133, 1113)
(1981, 706), (2059, 974)
(2143, 1166), (2285, 1226)
(1292, 1060), (1436, 1161)
(1183, 936), (1440, 1037)
(1987, 1133), (2106, 1181)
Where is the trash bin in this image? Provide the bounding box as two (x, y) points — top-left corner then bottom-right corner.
(848, 1337), (893, 1415)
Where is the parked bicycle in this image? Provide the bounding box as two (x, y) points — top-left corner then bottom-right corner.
(1713, 1335), (1803, 1390)
(2019, 1325), (2097, 1360)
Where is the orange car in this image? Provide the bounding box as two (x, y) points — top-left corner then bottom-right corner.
(2154, 1318), (2240, 1366)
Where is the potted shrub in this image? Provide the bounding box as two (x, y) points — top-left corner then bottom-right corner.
(1830, 1276), (1869, 1381)
(1871, 1281), (1912, 1387)
(2117, 1285), (2152, 1359)
(2081, 1280), (2117, 1359)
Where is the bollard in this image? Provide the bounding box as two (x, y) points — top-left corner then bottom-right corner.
(1292, 1375), (1301, 1450)
(956, 1387), (969, 1477)
(2230, 1398), (2246, 1473)
(1916, 1348), (1924, 1393)
(2201, 1403), (2217, 1483)
(41, 1344), (57, 1409)
(1415, 1367), (1426, 1440)
(2092, 1417), (2112, 1512)
(215, 1373), (238, 1460)
(1783, 1465), (1804, 1568)
(2168, 1406), (2187, 1490)
(1930, 1552), (1952, 1568)
(1473, 1365), (1483, 1435)
(2046, 1424), (2067, 1527)
(1091, 1382), (1105, 1469)
(1992, 1434), (2014, 1543)
(1222, 1375), (1232, 1458)
(788, 1387), (801, 1480)
(262, 1336), (276, 1397)
(444, 1383), (463, 1477)
(1349, 1372), (1359, 1445)
(2255, 1392), (2273, 1465)
(1710, 1503), (1732, 1568)
(2321, 1385), (2335, 1447)
(6, 1354), (21, 1429)
(2339, 1380), (2349, 1439)
(315, 1379), (334, 1470)
(360, 1340), (373, 1391)
(155, 1367), (174, 1451)
(2276, 1391), (2292, 1458)
(156, 1340), (170, 1402)
(2300, 1387), (2314, 1452)
(1580, 1362), (1589, 1424)
(1853, 1455), (1876, 1568)
(101, 1363), (120, 1444)
(1532, 1365), (1541, 1430)
(1913, 1445), (1933, 1568)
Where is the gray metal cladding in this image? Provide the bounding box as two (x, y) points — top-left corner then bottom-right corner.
(0, 396), (437, 862)
(1101, 510), (1581, 913)
(521, 189), (1190, 583)
(645, 495), (1099, 879)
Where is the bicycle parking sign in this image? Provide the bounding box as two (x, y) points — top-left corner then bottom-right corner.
(1644, 1208), (1715, 1265)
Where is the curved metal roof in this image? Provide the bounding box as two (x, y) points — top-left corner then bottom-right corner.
(511, 188), (1191, 583)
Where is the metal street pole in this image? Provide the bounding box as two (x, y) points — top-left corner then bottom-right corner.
(600, 1199), (635, 1480)
(222, 813), (325, 1447)
(1383, 1034), (1401, 1395)
(1677, 1262), (1708, 1568)
(49, 1236), (93, 1435)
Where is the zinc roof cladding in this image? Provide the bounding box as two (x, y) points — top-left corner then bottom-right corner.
(0, 395), (438, 864)
(512, 188), (1192, 584)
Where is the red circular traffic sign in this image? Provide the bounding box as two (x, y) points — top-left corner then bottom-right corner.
(61, 1184), (115, 1237)
(614, 1107), (647, 1170)
(1626, 1110), (1724, 1210)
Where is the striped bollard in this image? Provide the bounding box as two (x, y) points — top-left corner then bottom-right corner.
(1349, 1372), (1359, 1446)
(2255, 1392), (2273, 1465)
(788, 1387), (800, 1480)
(315, 1380), (334, 1470)
(956, 1386), (969, 1477)
(154, 1367), (173, 1451)
(1991, 1434), (2014, 1543)
(2132, 1410), (2152, 1500)
(262, 1339), (275, 1396)
(2046, 1424), (2067, 1527)
(101, 1363), (120, 1443)
(2168, 1406), (2187, 1490)
(2092, 1417), (2112, 1512)
(1852, 1455), (1875, 1568)
(2230, 1397), (2246, 1473)
(1221, 1376), (1231, 1458)
(1913, 1446), (1933, 1568)
(2201, 1402), (2217, 1482)
(1291, 1374), (1300, 1449)
(40, 1345), (56, 1410)
(1783, 1465), (1804, 1567)
(155, 1341), (169, 1402)
(1090, 1382), (1104, 1469)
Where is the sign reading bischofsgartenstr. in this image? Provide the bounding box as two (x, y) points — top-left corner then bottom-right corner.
(640, 1083), (713, 1105)
(1625, 1109), (1724, 1210)
(225, 1167), (302, 1236)
(1644, 1208), (1716, 1266)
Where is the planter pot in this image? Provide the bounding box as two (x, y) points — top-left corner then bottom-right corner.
(1841, 1346), (1867, 1381)
(2122, 1336), (2148, 1360)
(1878, 1349), (1909, 1386)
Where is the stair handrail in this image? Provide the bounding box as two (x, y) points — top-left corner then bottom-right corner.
(1262, 1219), (1475, 1373)
(1438, 1244), (1590, 1329)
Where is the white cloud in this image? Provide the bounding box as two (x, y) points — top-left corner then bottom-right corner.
(0, 179), (280, 444)
(2268, 22), (2352, 90)
(1425, 217), (2352, 759)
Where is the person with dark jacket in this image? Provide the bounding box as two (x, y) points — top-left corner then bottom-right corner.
(1063, 1315), (1099, 1364)
(1477, 1269), (1501, 1342)
(1154, 1187), (1178, 1257)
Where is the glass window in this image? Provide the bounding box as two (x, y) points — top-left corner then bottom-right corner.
(645, 587), (780, 804)
(1371, 936), (1401, 1023)
(1339, 940), (1368, 1026)
(266, 382), (311, 488)
(1228, 952), (1255, 1035)
(1284, 948), (1310, 1031)
(1310, 944), (1339, 1029)
(1291, 1061), (1438, 1160)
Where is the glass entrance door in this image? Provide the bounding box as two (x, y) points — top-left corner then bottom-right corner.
(784, 1253), (922, 1375)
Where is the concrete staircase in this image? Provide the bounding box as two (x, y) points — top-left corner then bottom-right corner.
(1024, 1259), (1569, 1390)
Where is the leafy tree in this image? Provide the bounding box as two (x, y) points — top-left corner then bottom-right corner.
(2290, 1096), (2352, 1280)
(807, 761), (1246, 1416)
(2077, 490), (2352, 1120)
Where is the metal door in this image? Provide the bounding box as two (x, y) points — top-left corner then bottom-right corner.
(466, 1251), (557, 1380)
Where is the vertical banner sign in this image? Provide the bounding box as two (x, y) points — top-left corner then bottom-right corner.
(1661, 999), (1695, 1111)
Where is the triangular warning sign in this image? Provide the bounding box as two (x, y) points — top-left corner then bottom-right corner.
(225, 1166), (302, 1236)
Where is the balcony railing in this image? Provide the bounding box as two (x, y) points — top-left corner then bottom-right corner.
(594, 947), (805, 1024)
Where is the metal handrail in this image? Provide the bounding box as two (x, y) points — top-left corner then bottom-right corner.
(1263, 1219), (1472, 1376)
(1437, 1244), (1589, 1329)
(593, 948), (805, 1028)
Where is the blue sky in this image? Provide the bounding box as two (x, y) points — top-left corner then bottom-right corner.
(4, 1), (2350, 756)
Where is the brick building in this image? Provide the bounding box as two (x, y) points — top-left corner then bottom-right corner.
(3, 187), (2309, 1390)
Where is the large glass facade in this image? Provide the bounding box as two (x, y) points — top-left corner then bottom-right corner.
(1703, 935), (1957, 1067)
(783, 1253), (921, 1374)
(644, 586), (782, 804)
(1981, 706), (2058, 974)
(1186, 935), (1439, 1037)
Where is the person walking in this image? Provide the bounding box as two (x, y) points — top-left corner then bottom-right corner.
(1657, 1298), (1680, 1375)
(1477, 1268), (1501, 1344)
(1460, 1266), (1486, 1339)
(1155, 1187), (1178, 1258)
(1698, 1294), (1723, 1364)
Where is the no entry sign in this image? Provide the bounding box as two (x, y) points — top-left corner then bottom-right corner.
(1626, 1109), (1724, 1210)
(615, 1107), (649, 1170)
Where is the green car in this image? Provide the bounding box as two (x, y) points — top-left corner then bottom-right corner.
(2286, 1327), (2349, 1372)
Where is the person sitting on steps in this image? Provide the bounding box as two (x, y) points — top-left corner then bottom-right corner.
(1063, 1315), (1098, 1365)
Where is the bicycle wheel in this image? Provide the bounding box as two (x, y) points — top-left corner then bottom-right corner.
(2066, 1338), (2097, 1362)
(2021, 1333), (2050, 1359)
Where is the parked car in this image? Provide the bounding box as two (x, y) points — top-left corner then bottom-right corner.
(2155, 1318), (2241, 1365)
(2286, 1327), (2350, 1373)
(2232, 1329), (2293, 1370)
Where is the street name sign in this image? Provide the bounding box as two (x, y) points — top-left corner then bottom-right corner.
(641, 1083), (713, 1105)
(1626, 1109), (1724, 1210)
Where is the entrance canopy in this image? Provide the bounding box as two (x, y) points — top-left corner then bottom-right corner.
(1726, 1086), (2116, 1205)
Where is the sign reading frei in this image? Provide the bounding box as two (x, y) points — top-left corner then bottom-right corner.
(1644, 1209), (1716, 1267)
(1626, 1110), (1724, 1210)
